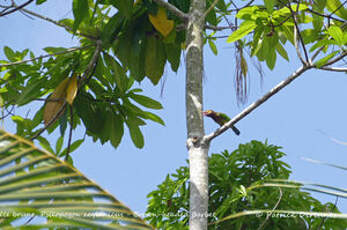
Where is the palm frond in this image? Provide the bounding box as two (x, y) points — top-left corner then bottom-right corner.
(0, 130), (152, 229)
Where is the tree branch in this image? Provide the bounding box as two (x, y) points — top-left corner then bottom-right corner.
(19, 7), (97, 40)
(204, 65), (313, 142)
(257, 188), (282, 230)
(320, 66), (347, 72)
(0, 0), (33, 17)
(152, 0), (188, 20)
(0, 46), (91, 68)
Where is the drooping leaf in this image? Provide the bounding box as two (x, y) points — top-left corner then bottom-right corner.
(165, 43), (181, 72)
(149, 7), (175, 37)
(144, 36), (166, 85)
(59, 139), (85, 157)
(208, 39), (218, 55)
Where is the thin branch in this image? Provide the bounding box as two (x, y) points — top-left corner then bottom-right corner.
(19, 7), (97, 40)
(203, 0), (219, 19)
(319, 66), (347, 72)
(205, 24), (236, 31)
(307, 8), (345, 23)
(152, 0), (188, 20)
(0, 46), (92, 68)
(79, 40), (102, 85)
(0, 0), (33, 17)
(257, 188), (282, 230)
(287, 2), (309, 64)
(204, 65), (312, 142)
(322, 51), (347, 67)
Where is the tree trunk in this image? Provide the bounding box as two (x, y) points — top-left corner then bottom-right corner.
(185, 0), (208, 229)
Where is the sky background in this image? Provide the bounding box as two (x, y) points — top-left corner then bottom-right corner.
(1, 0), (346, 219)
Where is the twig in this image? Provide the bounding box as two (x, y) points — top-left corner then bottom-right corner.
(322, 51), (346, 67)
(320, 66), (347, 72)
(307, 8), (345, 23)
(257, 188), (282, 230)
(287, 2), (309, 65)
(204, 64), (312, 142)
(0, 46), (91, 68)
(0, 0), (33, 17)
(203, 0), (219, 19)
(19, 7), (97, 40)
(205, 24), (236, 31)
(79, 40), (102, 86)
(152, 0), (188, 20)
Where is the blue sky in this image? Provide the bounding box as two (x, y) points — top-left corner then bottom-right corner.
(1, 0), (346, 219)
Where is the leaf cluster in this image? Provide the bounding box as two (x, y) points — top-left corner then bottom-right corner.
(145, 140), (347, 229)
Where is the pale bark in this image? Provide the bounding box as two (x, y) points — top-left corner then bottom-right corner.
(185, 0), (208, 229)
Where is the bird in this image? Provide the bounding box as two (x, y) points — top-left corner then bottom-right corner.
(203, 110), (240, 135)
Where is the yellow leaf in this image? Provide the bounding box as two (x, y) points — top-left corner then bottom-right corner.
(66, 75), (78, 105)
(43, 77), (70, 126)
(148, 7), (174, 37)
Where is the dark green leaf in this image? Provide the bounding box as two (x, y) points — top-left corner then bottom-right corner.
(109, 113), (124, 148)
(72, 0), (90, 33)
(165, 43), (181, 72)
(36, 0), (47, 4)
(101, 13), (124, 45)
(144, 35), (166, 85)
(264, 0), (275, 13)
(111, 0), (133, 19)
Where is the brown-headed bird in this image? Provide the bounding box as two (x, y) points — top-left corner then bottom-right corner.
(203, 110), (240, 135)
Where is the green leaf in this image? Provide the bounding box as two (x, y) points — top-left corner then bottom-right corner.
(142, 111), (165, 126)
(127, 122), (144, 149)
(59, 139), (84, 157)
(72, 0), (90, 33)
(264, 0), (275, 13)
(55, 136), (64, 154)
(36, 0), (47, 4)
(327, 26), (344, 46)
(37, 136), (55, 154)
(208, 39), (218, 55)
(227, 21), (257, 43)
(109, 114), (124, 148)
(275, 42), (289, 61)
(101, 13), (124, 45)
(326, 0), (347, 20)
(16, 80), (43, 106)
(111, 0), (133, 19)
(130, 94), (163, 109)
(4, 46), (16, 62)
(314, 51), (339, 68)
(104, 53), (127, 93)
(266, 50), (276, 70)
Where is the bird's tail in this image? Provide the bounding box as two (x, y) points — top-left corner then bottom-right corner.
(230, 125), (240, 135)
